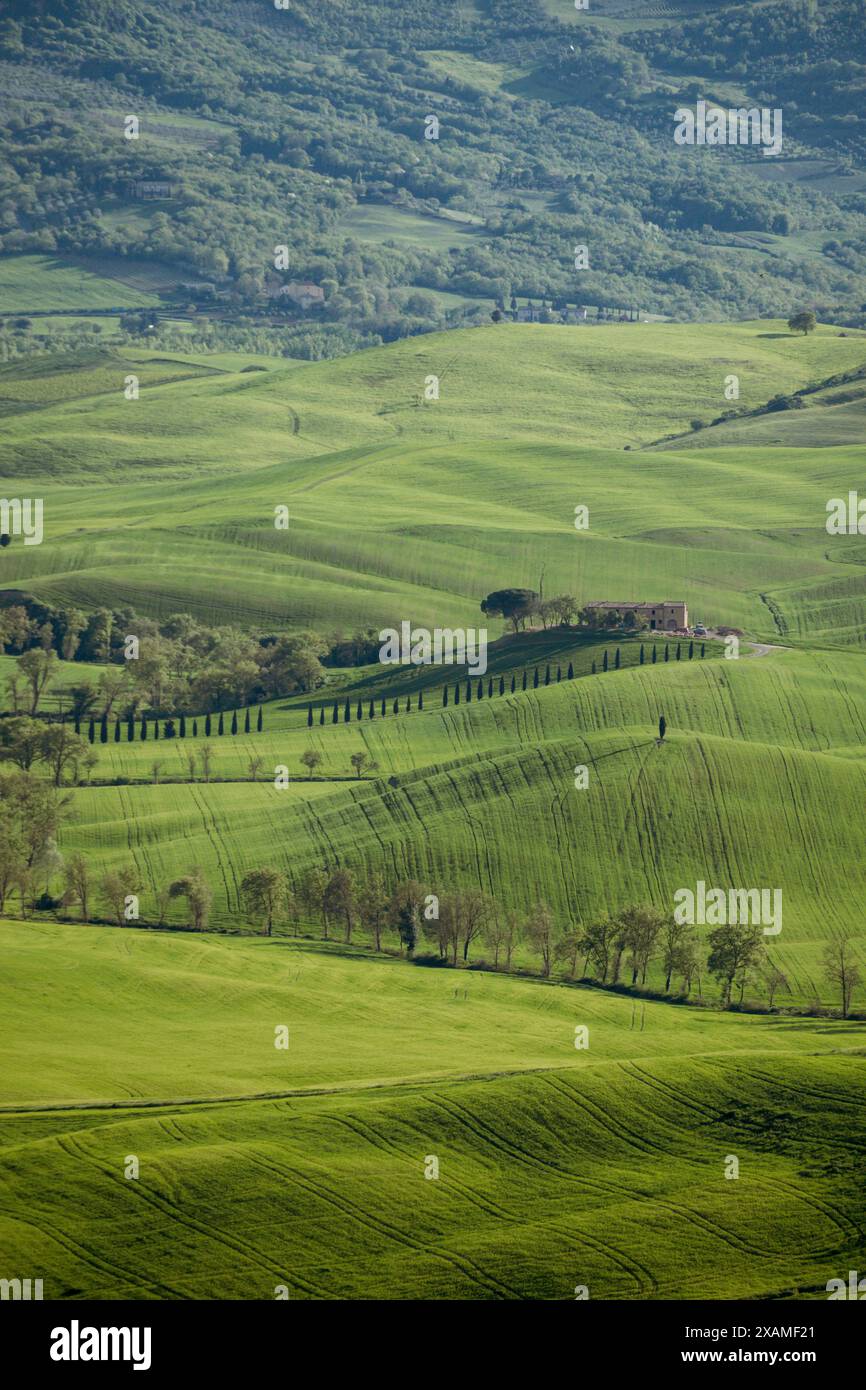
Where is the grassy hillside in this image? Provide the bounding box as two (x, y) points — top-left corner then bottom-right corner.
(0, 255), (160, 311)
(1, 315), (864, 1301)
(0, 323), (864, 644)
(46, 648), (866, 1004)
(0, 924), (863, 1300)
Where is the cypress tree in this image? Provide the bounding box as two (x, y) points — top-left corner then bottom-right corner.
(556, 666), (562, 682)
(664, 644), (670, 663)
(544, 665), (551, 686)
(180, 714), (186, 737)
(368, 699), (375, 719)
(153, 718), (160, 740)
(333, 702), (339, 723)
(688, 640), (694, 660)
(218, 711), (224, 734)
(614, 648), (621, 670)
(193, 719), (198, 737)
(418, 690), (423, 710)
(319, 706), (325, 725)
(454, 684), (460, 705)
(244, 708), (251, 733)
(591, 660), (596, 675)
(140, 715), (147, 740)
(405, 695), (410, 712)
(74, 717), (81, 735)
(533, 668), (539, 689)
(701, 643), (706, 659)
(393, 697), (399, 714)
(100, 715), (108, 744)
(380, 697), (386, 717)
(127, 718), (134, 742)
(205, 713), (212, 736)
(466, 680), (472, 702)
(651, 646), (658, 665)
(488, 678), (493, 698)
(477, 678), (483, 699)
(675, 642), (681, 661)
(88, 718), (95, 743)
(639, 645), (645, 666)
(567, 662), (574, 680)
(499, 676), (505, 695)
(307, 705), (313, 727)
(344, 698), (351, 722)
(603, 650), (609, 672)
(521, 671), (527, 691)
(257, 706), (263, 732)
(114, 718), (120, 742)
(443, 685), (449, 706)
(356, 700), (363, 721)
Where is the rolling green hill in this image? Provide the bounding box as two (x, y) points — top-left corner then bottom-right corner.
(0, 316), (864, 1302)
(0, 323), (865, 645)
(54, 647), (866, 1004)
(0, 923), (863, 1300)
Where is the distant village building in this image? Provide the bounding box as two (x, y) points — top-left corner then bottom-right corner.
(272, 281), (325, 310)
(128, 180), (175, 200)
(587, 601), (689, 632)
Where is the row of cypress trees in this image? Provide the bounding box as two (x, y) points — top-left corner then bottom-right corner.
(307, 662), (580, 725)
(305, 640), (708, 726)
(592, 640), (705, 674)
(79, 706), (265, 743)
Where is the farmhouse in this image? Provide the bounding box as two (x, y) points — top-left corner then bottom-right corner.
(272, 281), (325, 309)
(586, 600), (689, 631)
(127, 180), (175, 200)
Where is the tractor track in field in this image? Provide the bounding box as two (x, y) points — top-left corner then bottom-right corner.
(617, 1064), (863, 1256)
(4, 1046), (864, 1123)
(0, 1197), (185, 1300)
(245, 1146), (520, 1300)
(55, 1128), (315, 1298)
(426, 1092), (658, 1295)
(187, 784), (236, 911)
(329, 1110), (515, 1223)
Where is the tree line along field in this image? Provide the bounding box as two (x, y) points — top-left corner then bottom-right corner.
(0, 923), (864, 1300)
(42, 645), (866, 1005)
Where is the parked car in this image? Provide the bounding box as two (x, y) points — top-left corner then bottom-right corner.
(693, 623), (707, 636)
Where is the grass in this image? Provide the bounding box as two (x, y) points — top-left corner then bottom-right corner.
(337, 203), (483, 250)
(42, 645), (866, 1004)
(1, 318), (865, 1299)
(0, 255), (160, 311)
(0, 322), (864, 643)
(0, 923), (863, 1299)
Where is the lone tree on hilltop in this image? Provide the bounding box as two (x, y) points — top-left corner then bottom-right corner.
(480, 588), (538, 633)
(658, 714), (666, 742)
(787, 310), (816, 335)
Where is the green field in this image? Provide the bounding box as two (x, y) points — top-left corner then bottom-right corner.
(0, 924), (863, 1300)
(1, 317), (865, 1301)
(0, 323), (864, 648)
(0, 255), (160, 311)
(337, 203), (483, 250)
